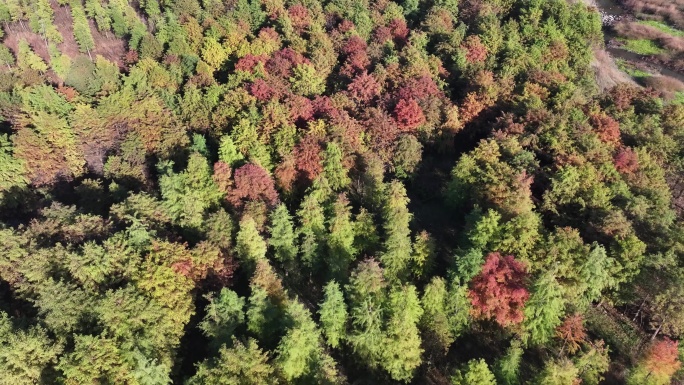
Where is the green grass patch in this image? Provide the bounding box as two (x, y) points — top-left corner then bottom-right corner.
(616, 58), (653, 78)
(638, 20), (684, 37)
(618, 38), (667, 55)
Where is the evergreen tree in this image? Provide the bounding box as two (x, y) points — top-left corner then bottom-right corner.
(297, 189), (327, 268)
(326, 194), (357, 280)
(0, 312), (62, 385)
(319, 281), (347, 348)
(159, 153), (223, 229)
(523, 270), (566, 345)
(199, 288), (246, 350)
(189, 338), (275, 385)
(382, 285), (424, 382)
(17, 39), (47, 72)
(452, 359), (497, 385)
(494, 340), (523, 385)
(380, 180), (413, 282)
(236, 216), (268, 269)
(268, 204), (298, 263)
(71, 3), (95, 57)
(323, 142), (351, 191)
(276, 301), (321, 381)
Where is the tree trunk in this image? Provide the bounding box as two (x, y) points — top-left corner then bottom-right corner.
(633, 299), (647, 322)
(651, 322), (663, 341)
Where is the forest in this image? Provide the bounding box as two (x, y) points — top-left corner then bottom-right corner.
(0, 0), (684, 383)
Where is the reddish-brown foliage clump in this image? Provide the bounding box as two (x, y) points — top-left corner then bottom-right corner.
(388, 18), (409, 44)
(396, 75), (441, 101)
(590, 113), (621, 145)
(462, 35), (488, 64)
(123, 50), (139, 66)
(394, 98), (426, 131)
(363, 108), (401, 158)
(249, 79), (277, 101)
(459, 92), (487, 124)
(373, 26), (393, 44)
(469, 252), (529, 327)
(614, 147), (639, 173)
(608, 84), (639, 111)
(294, 134), (323, 181)
(348, 72), (381, 102)
(313, 96), (342, 119)
(212, 161), (233, 193)
(341, 35), (370, 77)
(56, 85), (78, 101)
(275, 154), (298, 192)
(643, 338), (682, 378)
(556, 313), (587, 354)
(235, 54), (269, 72)
(258, 27), (281, 43)
(287, 95), (314, 122)
(288, 4), (311, 32)
(227, 163), (279, 208)
(338, 19), (356, 33)
(266, 48), (310, 78)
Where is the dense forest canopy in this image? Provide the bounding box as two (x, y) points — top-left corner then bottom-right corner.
(1, 0), (684, 384)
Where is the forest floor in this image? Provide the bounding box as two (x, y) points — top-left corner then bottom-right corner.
(2, 0), (126, 75)
(588, 0), (684, 100)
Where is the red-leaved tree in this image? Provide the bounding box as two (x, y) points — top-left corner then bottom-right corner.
(614, 146), (639, 174)
(227, 163), (279, 208)
(294, 134), (323, 182)
(556, 313), (587, 354)
(235, 54), (269, 72)
(248, 79), (277, 102)
(642, 338), (681, 380)
(348, 72), (381, 103)
(590, 113), (621, 145)
(461, 35), (488, 64)
(394, 98), (426, 131)
(469, 252), (530, 327)
(288, 4), (311, 32)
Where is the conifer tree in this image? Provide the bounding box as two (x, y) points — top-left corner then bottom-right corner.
(268, 204), (298, 263)
(297, 190), (327, 268)
(0, 311), (62, 385)
(276, 301), (322, 381)
(319, 281), (347, 348)
(236, 216), (268, 269)
(523, 270), (566, 345)
(71, 3), (95, 58)
(323, 142), (351, 191)
(199, 289), (245, 350)
(326, 194), (357, 280)
(189, 338), (275, 385)
(380, 180), (413, 282)
(452, 359), (497, 385)
(382, 285), (424, 381)
(17, 39), (47, 72)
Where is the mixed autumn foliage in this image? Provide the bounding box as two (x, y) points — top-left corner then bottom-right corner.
(1, 0), (684, 384)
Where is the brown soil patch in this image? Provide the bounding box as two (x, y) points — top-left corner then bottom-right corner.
(2, 0), (127, 73)
(592, 48), (638, 90)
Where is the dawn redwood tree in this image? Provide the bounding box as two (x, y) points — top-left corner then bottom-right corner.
(469, 252), (529, 327)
